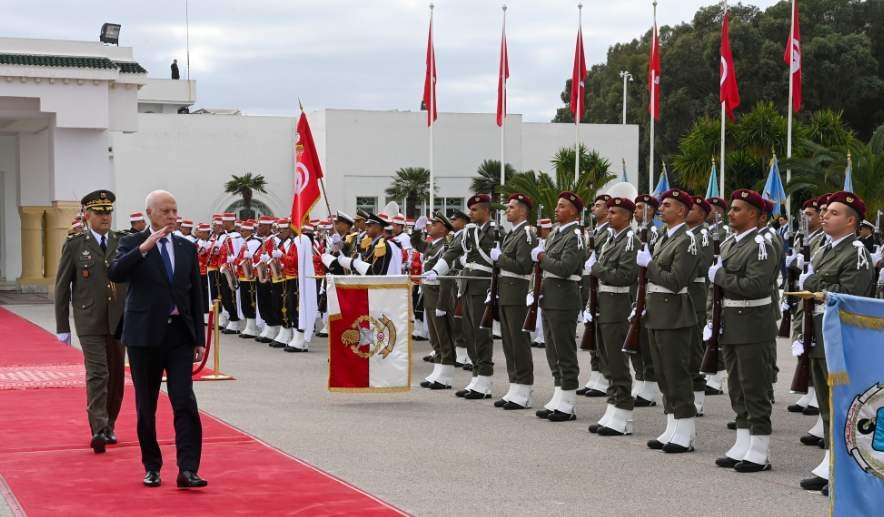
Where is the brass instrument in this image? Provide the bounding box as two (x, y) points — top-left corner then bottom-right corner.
(256, 260), (271, 284)
(240, 257), (255, 281)
(220, 262), (239, 291)
(270, 256), (285, 282)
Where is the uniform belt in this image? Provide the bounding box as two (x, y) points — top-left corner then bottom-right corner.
(722, 296), (772, 308)
(542, 272), (581, 282)
(813, 304), (825, 315)
(598, 284), (631, 294)
(647, 283), (688, 295)
(693, 277), (706, 283)
(499, 270), (531, 281)
(422, 278), (440, 286)
(466, 263), (493, 274)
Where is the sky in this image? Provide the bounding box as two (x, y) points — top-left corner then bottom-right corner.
(1, 0), (782, 122)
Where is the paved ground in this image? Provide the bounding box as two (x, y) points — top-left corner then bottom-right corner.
(4, 304), (828, 516)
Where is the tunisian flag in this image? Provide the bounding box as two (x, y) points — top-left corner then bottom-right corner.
(422, 16), (437, 127)
(496, 18), (509, 127)
(784, 0), (802, 112)
(648, 22), (661, 120)
(570, 26), (587, 119)
(720, 11), (741, 121)
(327, 276), (412, 391)
(290, 111), (323, 231)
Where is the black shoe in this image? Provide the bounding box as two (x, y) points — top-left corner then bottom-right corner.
(696, 411), (704, 417)
(547, 410), (576, 422)
(800, 434), (823, 446)
(662, 442), (694, 453)
(647, 439), (664, 450)
(597, 426), (628, 436)
(715, 456), (739, 468)
(705, 386), (724, 395)
(428, 381), (451, 390)
(818, 440), (826, 449)
(455, 389), (469, 398)
(821, 483), (829, 497)
(420, 380), (432, 388)
(727, 421), (737, 430)
(269, 341), (287, 348)
(493, 398), (507, 408)
(787, 403), (806, 413)
(220, 329), (239, 335)
(255, 336), (273, 343)
(454, 361), (465, 368)
(284, 345), (308, 353)
(799, 475), (827, 492)
(103, 430), (117, 445)
(585, 389), (606, 397)
(463, 390), (491, 400)
(176, 470), (208, 489)
(734, 460), (771, 473)
(462, 364), (473, 371)
(413, 335), (428, 342)
(316, 332), (328, 338)
(143, 471), (161, 487)
(803, 406), (820, 416)
(634, 396), (657, 407)
(536, 409), (552, 419)
(90, 433), (106, 454)
(422, 354), (434, 362)
(588, 423), (601, 434)
(576, 387), (589, 396)
(531, 341), (545, 348)
(502, 401), (528, 410)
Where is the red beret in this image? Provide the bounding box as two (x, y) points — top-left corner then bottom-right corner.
(634, 194), (659, 209)
(706, 197), (727, 210)
(607, 197), (636, 213)
(731, 189), (766, 212)
(827, 191), (866, 219)
(692, 196), (711, 214)
(467, 193), (492, 208)
(660, 189), (693, 208)
(594, 194), (612, 204)
(802, 198), (821, 211)
(559, 191), (584, 212)
(817, 193), (832, 206)
(508, 192), (533, 210)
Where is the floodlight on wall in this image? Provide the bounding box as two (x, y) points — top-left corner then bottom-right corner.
(100, 23), (121, 45)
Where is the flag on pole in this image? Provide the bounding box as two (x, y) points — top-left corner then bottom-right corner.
(422, 16), (437, 127)
(762, 154), (788, 216)
(290, 111), (323, 231)
(570, 25), (587, 118)
(843, 152), (854, 193)
(648, 22), (661, 120)
(821, 293), (884, 516)
(720, 11), (741, 120)
(784, 0), (802, 112)
(652, 162), (670, 199)
(327, 276), (412, 391)
(496, 15), (509, 127)
(706, 159), (720, 199)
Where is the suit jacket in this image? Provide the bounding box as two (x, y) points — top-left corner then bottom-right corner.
(540, 222), (584, 311)
(55, 230), (127, 336)
(108, 229), (205, 348)
(644, 224), (699, 330)
(591, 227), (639, 323)
(497, 221), (535, 307)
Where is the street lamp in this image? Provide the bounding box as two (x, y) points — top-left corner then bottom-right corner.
(99, 23), (121, 45)
(618, 70), (633, 124)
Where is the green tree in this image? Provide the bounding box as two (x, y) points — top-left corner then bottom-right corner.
(224, 172), (268, 219)
(470, 160), (518, 196)
(384, 167), (437, 218)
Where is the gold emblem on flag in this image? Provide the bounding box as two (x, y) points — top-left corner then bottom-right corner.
(341, 314), (398, 359)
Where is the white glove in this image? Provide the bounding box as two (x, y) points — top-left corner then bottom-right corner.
(352, 257), (370, 275)
(484, 291), (492, 304)
(530, 244), (544, 262)
(708, 257), (723, 283)
(798, 264), (814, 290)
(321, 253), (336, 268)
(879, 266), (884, 284)
(791, 339), (805, 357)
(434, 308), (447, 317)
(785, 251), (798, 268)
(490, 244), (502, 262)
(582, 309), (593, 324)
(702, 323), (713, 342)
(56, 332), (71, 345)
(338, 256), (353, 270)
(780, 301), (790, 312)
(272, 249), (283, 259)
(422, 270), (438, 282)
(871, 248), (882, 266)
(459, 255), (467, 267)
(526, 292), (535, 307)
(584, 251), (597, 272)
(414, 215), (429, 232)
(636, 244), (651, 268)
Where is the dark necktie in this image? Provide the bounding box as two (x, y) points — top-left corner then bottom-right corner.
(159, 237), (174, 283)
(100, 235), (107, 253)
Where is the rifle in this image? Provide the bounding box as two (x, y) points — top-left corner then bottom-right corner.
(580, 213), (598, 351)
(523, 204), (544, 332)
(623, 204), (650, 354)
(700, 213), (724, 374)
(790, 214), (815, 393)
(481, 217), (501, 329)
(778, 217), (799, 337)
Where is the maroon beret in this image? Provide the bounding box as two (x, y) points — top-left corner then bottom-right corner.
(508, 192), (533, 210)
(467, 193), (492, 208)
(607, 197), (636, 213)
(634, 194), (660, 209)
(706, 197), (727, 210)
(660, 189), (693, 209)
(827, 191), (866, 219)
(802, 198), (821, 211)
(594, 194), (612, 204)
(731, 188), (766, 212)
(559, 191), (584, 212)
(817, 193), (832, 207)
(693, 196), (711, 214)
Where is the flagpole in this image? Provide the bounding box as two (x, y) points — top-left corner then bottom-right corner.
(299, 99), (332, 219)
(649, 1), (657, 195)
(785, 0), (795, 217)
(574, 3), (583, 186)
(500, 5), (507, 205)
(720, 1), (727, 197)
(428, 3), (435, 217)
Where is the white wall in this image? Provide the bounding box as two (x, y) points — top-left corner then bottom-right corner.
(18, 128), (51, 206)
(0, 135), (21, 281)
(52, 127), (112, 201)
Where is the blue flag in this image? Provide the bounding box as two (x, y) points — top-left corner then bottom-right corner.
(652, 163), (670, 199)
(843, 154), (854, 193)
(705, 161), (720, 199)
(822, 293), (884, 515)
(762, 156), (788, 215)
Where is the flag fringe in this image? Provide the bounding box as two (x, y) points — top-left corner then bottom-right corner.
(827, 371), (850, 386)
(838, 310), (884, 330)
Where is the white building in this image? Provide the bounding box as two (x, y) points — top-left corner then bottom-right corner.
(0, 36), (639, 292)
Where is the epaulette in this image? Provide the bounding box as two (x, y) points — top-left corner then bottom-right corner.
(67, 232), (85, 241)
(374, 238), (387, 258)
(754, 234), (769, 260)
(685, 230), (698, 256)
(699, 228), (709, 247)
(574, 227), (584, 250)
(345, 232), (357, 245)
(360, 235), (372, 250)
(625, 230), (635, 252)
(853, 241), (870, 270)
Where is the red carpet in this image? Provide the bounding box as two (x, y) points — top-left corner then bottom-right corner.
(0, 308), (408, 516)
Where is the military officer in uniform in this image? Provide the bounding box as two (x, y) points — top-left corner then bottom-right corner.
(530, 218), (553, 348)
(638, 189), (700, 453)
(533, 191), (586, 422)
(710, 189), (778, 473)
(447, 210), (472, 369)
(630, 194), (660, 406)
(324, 214), (392, 275)
(55, 190), (127, 453)
(234, 220), (262, 338)
(703, 196), (730, 395)
(686, 195), (714, 416)
(580, 194), (613, 397)
(125, 212), (146, 234)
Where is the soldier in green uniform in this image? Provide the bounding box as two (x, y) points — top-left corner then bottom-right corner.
(759, 200), (784, 406)
(586, 197), (639, 435)
(638, 189), (700, 453)
(490, 193), (536, 410)
(631, 195), (660, 406)
(686, 196), (714, 416)
(55, 190), (127, 454)
(534, 191), (586, 422)
(703, 196), (730, 395)
(797, 191), (875, 494)
(709, 189), (778, 473)
(580, 194), (613, 398)
(445, 210), (472, 369)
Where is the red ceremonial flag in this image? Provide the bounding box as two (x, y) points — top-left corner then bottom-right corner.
(648, 23), (661, 120)
(784, 0), (802, 112)
(720, 12), (741, 121)
(422, 17), (437, 127)
(570, 26), (587, 119)
(290, 111), (323, 231)
(496, 19), (509, 127)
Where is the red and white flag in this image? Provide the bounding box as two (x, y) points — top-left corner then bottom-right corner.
(648, 22), (661, 120)
(422, 15), (437, 127)
(327, 276), (412, 391)
(570, 25), (587, 119)
(290, 111), (323, 231)
(720, 11), (741, 121)
(784, 0), (801, 112)
(496, 15), (509, 127)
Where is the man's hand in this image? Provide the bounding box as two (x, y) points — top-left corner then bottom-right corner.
(530, 244), (544, 262)
(584, 251), (597, 272)
(422, 270), (438, 282)
(193, 346), (206, 363)
(56, 332), (72, 345)
(636, 244), (651, 268)
(490, 244), (502, 262)
(707, 257), (723, 283)
(138, 228), (169, 255)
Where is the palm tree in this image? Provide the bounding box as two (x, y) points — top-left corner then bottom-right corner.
(803, 109), (854, 147)
(224, 173), (268, 219)
(385, 167), (437, 218)
(470, 160), (517, 196)
(733, 101), (787, 177)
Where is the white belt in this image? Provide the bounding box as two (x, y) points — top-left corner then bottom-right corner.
(422, 279), (440, 286)
(542, 272), (581, 282)
(466, 262), (493, 273)
(500, 270), (531, 281)
(813, 304), (825, 315)
(693, 277), (706, 283)
(598, 284), (631, 294)
(647, 283), (688, 295)
(722, 296), (772, 308)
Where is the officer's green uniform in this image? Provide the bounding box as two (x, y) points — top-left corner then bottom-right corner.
(412, 226), (455, 368)
(586, 223), (612, 377)
(439, 227), (467, 362)
(590, 227), (639, 409)
(630, 224), (658, 390)
(496, 220), (536, 387)
(687, 224), (713, 396)
(762, 225), (784, 396)
(460, 221), (496, 378)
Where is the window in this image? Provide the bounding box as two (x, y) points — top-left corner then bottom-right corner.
(356, 196), (377, 214)
(444, 197), (464, 216)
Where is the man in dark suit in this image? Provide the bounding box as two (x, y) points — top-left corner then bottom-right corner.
(108, 190), (207, 489)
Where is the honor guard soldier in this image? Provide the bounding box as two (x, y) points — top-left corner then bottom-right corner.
(796, 191), (874, 494)
(412, 213), (457, 388)
(180, 220), (195, 242)
(270, 218), (295, 347)
(709, 189), (778, 473)
(335, 210), (359, 259)
(235, 220), (262, 339)
(126, 212), (146, 234)
(54, 189), (127, 453)
(255, 216), (282, 343)
(760, 200), (785, 405)
(581, 193), (613, 398)
(586, 197), (640, 435)
(530, 218), (553, 348)
(216, 212), (243, 334)
(324, 214), (392, 275)
(195, 223), (211, 318)
(630, 194), (661, 406)
(447, 210), (473, 369)
(490, 193), (537, 410)
(686, 196), (714, 416)
(638, 189), (701, 453)
(533, 191), (586, 422)
(703, 196), (730, 394)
